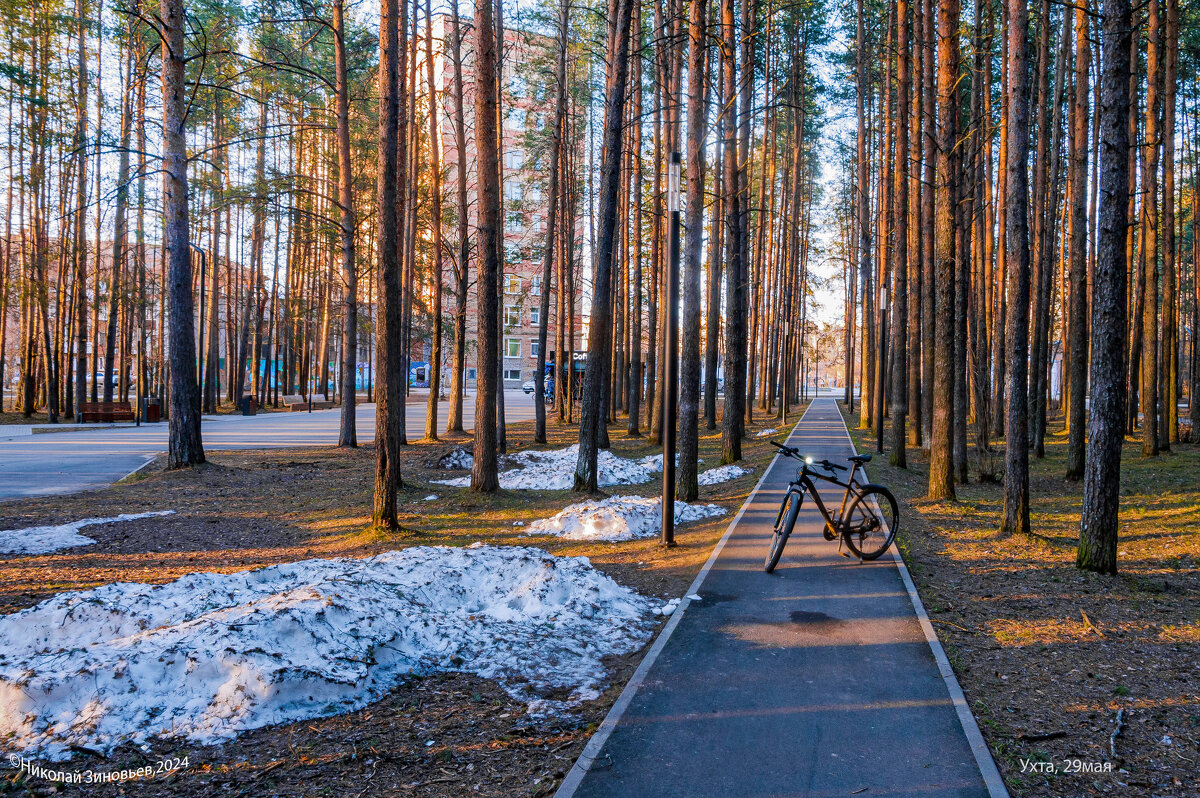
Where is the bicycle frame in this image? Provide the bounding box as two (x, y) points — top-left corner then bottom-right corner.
(775, 461), (866, 540)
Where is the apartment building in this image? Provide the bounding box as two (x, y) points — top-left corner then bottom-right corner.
(426, 16), (584, 389)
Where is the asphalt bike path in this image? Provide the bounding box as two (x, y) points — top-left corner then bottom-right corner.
(559, 398), (1003, 798)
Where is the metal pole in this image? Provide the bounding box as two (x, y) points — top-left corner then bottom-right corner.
(876, 285), (888, 453)
(662, 152), (681, 548)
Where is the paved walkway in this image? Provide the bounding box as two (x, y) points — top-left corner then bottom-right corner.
(561, 398), (1001, 798)
(0, 389), (537, 501)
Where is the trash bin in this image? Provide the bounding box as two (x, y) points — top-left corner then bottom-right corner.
(239, 395), (258, 416)
(142, 397), (161, 423)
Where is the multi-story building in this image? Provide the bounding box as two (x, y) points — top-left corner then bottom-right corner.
(425, 16), (585, 390)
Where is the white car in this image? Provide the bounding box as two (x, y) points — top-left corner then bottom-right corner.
(522, 379), (536, 394)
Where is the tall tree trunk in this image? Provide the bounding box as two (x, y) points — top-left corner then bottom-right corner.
(889, 0), (910, 468)
(574, 0), (635, 492)
(1140, 0), (1162, 456)
(928, 0), (958, 500)
(536, 0), (570, 445)
(374, 0), (406, 523)
(161, 0), (203, 467)
(334, 0), (358, 447)
(422, 0), (443, 442)
(447, 5), (469, 434)
(678, 0), (708, 501)
(1065, 0), (1090, 479)
(1079, 0), (1132, 574)
(472, 0), (502, 491)
(719, 0), (746, 463)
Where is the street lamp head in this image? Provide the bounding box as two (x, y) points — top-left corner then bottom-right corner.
(668, 151), (681, 213)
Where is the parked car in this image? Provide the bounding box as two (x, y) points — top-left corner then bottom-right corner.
(522, 379), (536, 394)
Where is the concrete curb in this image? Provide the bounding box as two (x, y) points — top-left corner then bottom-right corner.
(116, 456), (159, 484)
(832, 400), (1010, 798)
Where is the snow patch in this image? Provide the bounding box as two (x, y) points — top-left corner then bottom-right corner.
(526, 495), (726, 542)
(438, 447), (474, 470)
(0, 545), (654, 760)
(697, 465), (753, 485)
(636, 453), (702, 473)
(0, 512), (176, 556)
(755, 428), (779, 438)
(433, 444), (653, 490)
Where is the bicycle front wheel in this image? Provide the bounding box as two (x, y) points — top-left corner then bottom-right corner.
(841, 485), (899, 560)
(764, 490), (802, 573)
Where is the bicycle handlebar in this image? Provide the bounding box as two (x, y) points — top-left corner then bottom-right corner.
(769, 441), (849, 473)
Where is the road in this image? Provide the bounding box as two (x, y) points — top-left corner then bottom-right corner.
(0, 389), (539, 501)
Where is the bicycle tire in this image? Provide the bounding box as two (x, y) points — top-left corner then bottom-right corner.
(841, 484), (899, 560)
(764, 490), (803, 573)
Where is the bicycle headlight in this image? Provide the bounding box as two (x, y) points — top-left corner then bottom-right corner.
(805, 456), (813, 465)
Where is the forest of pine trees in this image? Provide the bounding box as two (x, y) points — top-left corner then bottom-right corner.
(2, 0), (1198, 565)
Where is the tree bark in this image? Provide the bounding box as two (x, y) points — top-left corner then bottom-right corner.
(161, 0), (204, 467)
(574, 0), (635, 492)
(1079, 0), (1132, 574)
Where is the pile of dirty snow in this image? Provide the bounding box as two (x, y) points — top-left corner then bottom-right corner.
(0, 545), (654, 760)
(0, 511), (176, 556)
(697, 465), (753, 485)
(438, 446), (474, 470)
(527, 495), (726, 542)
(755, 428), (779, 438)
(434, 444), (652, 490)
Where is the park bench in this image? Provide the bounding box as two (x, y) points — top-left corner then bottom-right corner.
(282, 394), (336, 411)
(79, 401), (135, 423)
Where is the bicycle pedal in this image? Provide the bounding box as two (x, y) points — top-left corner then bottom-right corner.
(838, 549), (855, 559)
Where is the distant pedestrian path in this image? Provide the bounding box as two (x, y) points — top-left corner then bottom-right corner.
(558, 398), (1006, 798)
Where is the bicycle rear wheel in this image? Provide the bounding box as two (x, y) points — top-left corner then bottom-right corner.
(841, 485), (899, 560)
(764, 490), (802, 573)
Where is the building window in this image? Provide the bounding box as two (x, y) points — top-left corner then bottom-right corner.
(533, 218), (547, 234)
(533, 113), (545, 132)
(531, 340), (541, 360)
(505, 148), (524, 170)
(530, 305), (541, 326)
(467, 368), (477, 380)
(505, 108), (527, 130)
(505, 338), (521, 358)
(505, 305), (521, 327)
(530, 275), (542, 296)
(510, 75), (527, 99)
(505, 211), (524, 234)
(504, 368), (522, 381)
(504, 180), (523, 203)
(504, 274), (522, 294)
(527, 184), (543, 204)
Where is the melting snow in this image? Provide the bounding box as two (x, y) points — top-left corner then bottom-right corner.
(526, 495), (726, 542)
(636, 453), (702, 473)
(755, 428), (779, 438)
(697, 465), (753, 485)
(0, 512), (176, 556)
(433, 444), (653, 490)
(438, 447), (474, 470)
(0, 545), (654, 760)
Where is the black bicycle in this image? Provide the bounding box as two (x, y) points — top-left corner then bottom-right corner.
(763, 442), (899, 572)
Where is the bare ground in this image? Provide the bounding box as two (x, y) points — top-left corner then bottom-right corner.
(0, 407), (799, 797)
(841, 402), (1200, 798)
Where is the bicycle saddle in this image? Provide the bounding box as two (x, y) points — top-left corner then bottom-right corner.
(848, 454), (872, 464)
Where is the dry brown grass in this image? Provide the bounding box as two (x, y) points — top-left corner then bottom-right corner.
(0, 405), (802, 797)
(841, 403), (1200, 797)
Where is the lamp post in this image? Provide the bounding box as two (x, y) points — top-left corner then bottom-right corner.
(876, 282), (889, 453)
(662, 152), (681, 548)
